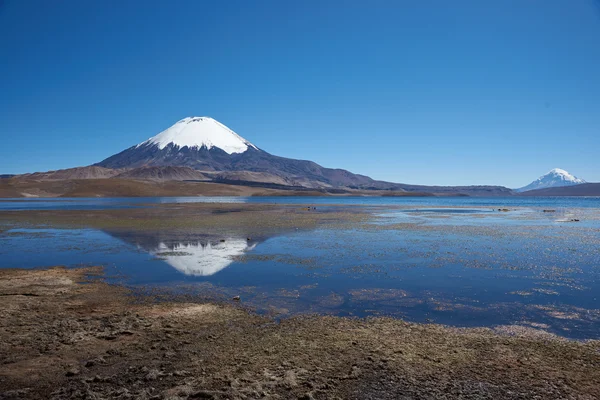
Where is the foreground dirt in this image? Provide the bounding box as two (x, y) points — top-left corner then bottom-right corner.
(0, 267), (598, 400)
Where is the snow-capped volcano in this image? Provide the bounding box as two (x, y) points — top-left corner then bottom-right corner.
(138, 117), (257, 154)
(97, 116), (265, 171)
(94, 116), (513, 195)
(516, 168), (586, 192)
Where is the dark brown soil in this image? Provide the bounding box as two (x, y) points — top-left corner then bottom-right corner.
(0, 178), (421, 198)
(1, 267), (598, 400)
(0, 178), (303, 198)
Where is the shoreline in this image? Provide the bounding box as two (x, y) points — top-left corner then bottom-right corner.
(1, 266), (598, 399)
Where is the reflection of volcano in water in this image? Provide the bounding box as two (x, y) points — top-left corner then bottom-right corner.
(104, 230), (258, 276)
(152, 239), (256, 276)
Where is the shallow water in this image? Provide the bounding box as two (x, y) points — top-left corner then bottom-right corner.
(1, 201), (599, 339)
(1, 195), (600, 210)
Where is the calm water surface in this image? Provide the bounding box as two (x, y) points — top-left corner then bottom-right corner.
(1, 195), (600, 210)
(1, 196), (599, 339)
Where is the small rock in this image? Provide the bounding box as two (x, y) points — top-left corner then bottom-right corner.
(232, 296), (241, 301)
(283, 370), (298, 388)
(145, 369), (160, 381)
(65, 368), (80, 377)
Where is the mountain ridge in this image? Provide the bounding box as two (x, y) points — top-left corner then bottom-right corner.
(94, 116), (512, 196)
(517, 168), (586, 192)
(3, 116), (518, 197)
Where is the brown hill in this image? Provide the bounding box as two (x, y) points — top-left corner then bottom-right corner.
(115, 166), (208, 181)
(0, 178), (434, 198)
(0, 178), (298, 198)
(17, 166), (122, 180)
(519, 183), (600, 196)
(207, 171), (296, 186)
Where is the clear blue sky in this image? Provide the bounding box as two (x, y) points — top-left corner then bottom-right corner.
(1, 0), (599, 187)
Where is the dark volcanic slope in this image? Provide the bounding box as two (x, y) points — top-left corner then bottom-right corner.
(96, 144), (513, 195)
(96, 145), (378, 189)
(97, 143), (236, 171)
(519, 183), (600, 196)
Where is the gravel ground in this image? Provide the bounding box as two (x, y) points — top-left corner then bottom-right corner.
(1, 267), (598, 400)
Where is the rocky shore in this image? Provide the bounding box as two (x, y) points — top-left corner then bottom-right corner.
(1, 267), (598, 399)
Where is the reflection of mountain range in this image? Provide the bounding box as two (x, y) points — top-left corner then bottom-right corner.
(105, 230), (258, 276)
(152, 239), (256, 276)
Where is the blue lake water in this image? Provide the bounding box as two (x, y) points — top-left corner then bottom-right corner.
(1, 195), (600, 210)
(1, 196), (599, 339)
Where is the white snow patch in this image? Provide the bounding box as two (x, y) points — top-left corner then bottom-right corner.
(548, 168), (570, 175)
(517, 168), (586, 192)
(138, 117), (257, 154)
(545, 168), (585, 183)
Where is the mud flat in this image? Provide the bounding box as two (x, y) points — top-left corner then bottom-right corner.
(0, 202), (372, 234)
(0, 267), (598, 400)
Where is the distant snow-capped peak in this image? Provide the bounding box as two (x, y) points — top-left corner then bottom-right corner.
(137, 117), (257, 154)
(517, 168), (586, 192)
(540, 168), (585, 184)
